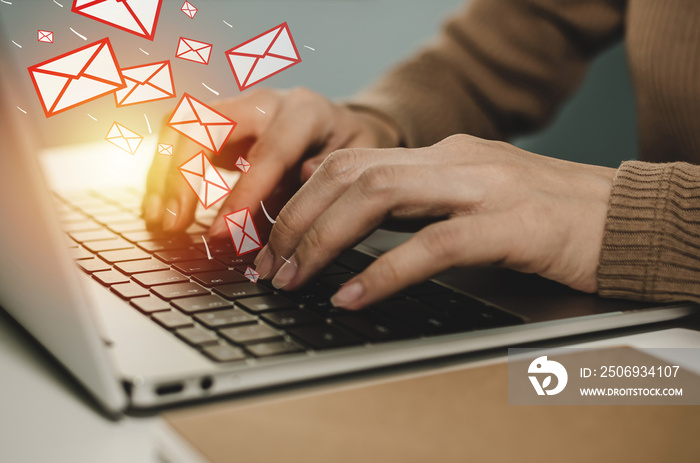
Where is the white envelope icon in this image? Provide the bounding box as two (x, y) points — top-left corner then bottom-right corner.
(168, 93), (237, 154)
(179, 151), (231, 209)
(225, 22), (301, 91)
(175, 37), (212, 65)
(115, 60), (175, 107)
(225, 207), (262, 256)
(105, 122), (143, 155)
(28, 38), (125, 118)
(72, 0), (163, 41)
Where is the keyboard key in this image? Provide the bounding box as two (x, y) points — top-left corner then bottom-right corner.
(137, 237), (200, 253)
(202, 344), (246, 362)
(98, 248), (150, 264)
(320, 273), (355, 289)
(176, 326), (219, 346)
(403, 281), (452, 297)
(77, 258), (111, 273)
(419, 292), (486, 311)
(152, 310), (194, 329)
(172, 295), (233, 314)
(215, 252), (258, 267)
(69, 228), (117, 243)
(131, 296), (171, 313)
(303, 300), (349, 318)
(335, 314), (418, 343)
(70, 247), (94, 260)
(213, 282), (271, 300)
(62, 221), (101, 233)
(376, 299), (471, 335)
(192, 270), (249, 287)
(155, 249), (206, 263)
(236, 295), (297, 313)
(106, 220), (147, 234)
(111, 282), (151, 299)
(132, 270), (189, 287)
(173, 259), (228, 275)
(321, 264), (349, 276)
(245, 341), (303, 357)
(59, 211), (87, 223)
(196, 239), (235, 255)
(261, 309), (322, 328)
(115, 258), (170, 275)
(336, 249), (375, 272)
(91, 211), (139, 225)
(83, 238), (133, 253)
(194, 309), (256, 329)
(151, 282), (210, 300)
(92, 269), (130, 286)
(219, 323), (282, 344)
(288, 325), (365, 350)
(284, 282), (335, 304)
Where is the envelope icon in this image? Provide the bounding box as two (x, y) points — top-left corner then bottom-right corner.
(225, 22), (301, 91)
(37, 30), (53, 43)
(105, 122), (143, 155)
(225, 207), (262, 256)
(243, 266), (260, 284)
(179, 151), (231, 209)
(115, 60), (175, 107)
(158, 143), (173, 156)
(176, 37), (212, 65)
(72, 0), (163, 41)
(168, 93), (237, 154)
(235, 156), (251, 173)
(28, 38), (125, 118)
(181, 1), (197, 19)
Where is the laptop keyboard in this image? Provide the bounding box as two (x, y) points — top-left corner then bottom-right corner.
(55, 188), (524, 364)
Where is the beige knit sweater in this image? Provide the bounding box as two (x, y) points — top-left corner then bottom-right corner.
(350, 0), (700, 303)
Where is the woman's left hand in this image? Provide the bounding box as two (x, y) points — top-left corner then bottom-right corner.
(254, 134), (616, 310)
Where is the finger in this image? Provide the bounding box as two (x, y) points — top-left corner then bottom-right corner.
(330, 214), (511, 310)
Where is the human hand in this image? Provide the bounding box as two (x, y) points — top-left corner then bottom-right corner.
(254, 134), (616, 310)
(141, 88), (400, 236)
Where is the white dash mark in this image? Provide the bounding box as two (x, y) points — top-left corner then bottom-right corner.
(17, 106), (27, 114)
(260, 200), (276, 224)
(166, 208), (176, 216)
(87, 113), (97, 121)
(70, 27), (87, 40)
(138, 47), (149, 55)
(1, 0), (13, 5)
(256, 106), (266, 114)
(11, 40), (21, 48)
(144, 114), (152, 134)
(304, 45), (315, 51)
(281, 256), (291, 265)
(53, 0), (63, 6)
(202, 235), (213, 260)
(202, 82), (219, 96)
(223, 20), (233, 28)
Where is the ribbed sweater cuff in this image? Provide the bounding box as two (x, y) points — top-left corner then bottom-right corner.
(598, 161), (700, 302)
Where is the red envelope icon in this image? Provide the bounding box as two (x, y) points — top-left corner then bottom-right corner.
(175, 37), (212, 65)
(114, 60), (175, 107)
(71, 0), (163, 41)
(179, 151), (231, 209)
(225, 22), (301, 91)
(234, 156), (251, 173)
(105, 122), (143, 155)
(181, 1), (197, 19)
(37, 30), (53, 43)
(168, 93), (237, 154)
(225, 208), (262, 256)
(158, 143), (173, 156)
(28, 38), (125, 118)
(243, 266), (260, 284)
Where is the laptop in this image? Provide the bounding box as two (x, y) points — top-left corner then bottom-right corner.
(0, 23), (695, 417)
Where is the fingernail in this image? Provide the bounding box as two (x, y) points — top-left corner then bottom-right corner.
(208, 218), (228, 239)
(331, 281), (364, 308)
(255, 246), (273, 279)
(144, 195), (162, 223)
(272, 258), (298, 289)
(162, 199), (179, 231)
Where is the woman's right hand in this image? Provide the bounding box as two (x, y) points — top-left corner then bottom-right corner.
(141, 87), (401, 238)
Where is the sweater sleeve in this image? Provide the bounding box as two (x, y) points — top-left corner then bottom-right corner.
(598, 161), (700, 303)
(347, 0), (625, 147)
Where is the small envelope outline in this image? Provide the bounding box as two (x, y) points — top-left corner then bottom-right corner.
(37, 30), (53, 43)
(115, 60), (175, 107)
(175, 37), (212, 65)
(181, 1), (197, 19)
(106, 122), (143, 155)
(179, 151), (231, 209)
(158, 143), (173, 156)
(244, 266), (260, 284)
(234, 156), (250, 173)
(28, 38), (126, 118)
(71, 0), (163, 41)
(167, 93), (237, 154)
(225, 22), (301, 91)
(225, 207), (262, 256)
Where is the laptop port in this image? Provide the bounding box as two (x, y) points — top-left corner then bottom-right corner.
(155, 383), (184, 396)
(200, 376), (213, 391)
